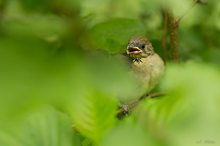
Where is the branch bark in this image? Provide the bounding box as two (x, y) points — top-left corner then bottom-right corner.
(161, 9), (179, 62)
(117, 92), (165, 119)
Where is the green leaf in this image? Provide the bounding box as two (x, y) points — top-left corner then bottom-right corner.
(69, 91), (117, 143)
(100, 121), (153, 146)
(19, 0), (79, 13)
(88, 18), (146, 53)
(137, 62), (220, 146)
(0, 106), (77, 146)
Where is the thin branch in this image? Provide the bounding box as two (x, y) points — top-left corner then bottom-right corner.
(117, 92), (165, 119)
(160, 0), (206, 62)
(176, 1), (198, 23)
(168, 15), (179, 62)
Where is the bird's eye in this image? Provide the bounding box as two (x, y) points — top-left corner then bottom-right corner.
(140, 44), (145, 49)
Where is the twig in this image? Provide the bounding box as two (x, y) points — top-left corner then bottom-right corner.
(160, 0), (206, 62)
(176, 1), (198, 23)
(160, 9), (179, 62)
(168, 15), (179, 62)
(117, 92), (165, 119)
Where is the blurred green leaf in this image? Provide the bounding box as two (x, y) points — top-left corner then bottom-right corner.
(81, 0), (143, 23)
(0, 106), (77, 146)
(19, 0), (46, 11)
(136, 62), (220, 146)
(156, 0), (192, 17)
(88, 18), (146, 53)
(100, 121), (153, 146)
(84, 53), (138, 101)
(19, 0), (79, 13)
(69, 91), (117, 143)
(0, 0), (220, 146)
(0, 36), (84, 121)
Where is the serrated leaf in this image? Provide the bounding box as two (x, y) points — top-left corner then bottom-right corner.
(70, 91), (117, 143)
(0, 106), (77, 146)
(137, 62), (220, 146)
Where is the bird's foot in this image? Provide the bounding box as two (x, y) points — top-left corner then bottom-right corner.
(119, 104), (130, 115)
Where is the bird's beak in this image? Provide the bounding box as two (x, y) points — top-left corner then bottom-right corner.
(126, 47), (148, 58)
(126, 47), (143, 55)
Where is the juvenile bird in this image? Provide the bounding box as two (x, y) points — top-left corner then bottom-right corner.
(125, 36), (165, 101)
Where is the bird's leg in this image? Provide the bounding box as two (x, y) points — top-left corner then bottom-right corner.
(117, 103), (130, 119)
(118, 103), (130, 114)
(117, 93), (166, 119)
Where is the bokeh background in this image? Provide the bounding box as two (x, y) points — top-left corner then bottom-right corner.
(0, 0), (220, 146)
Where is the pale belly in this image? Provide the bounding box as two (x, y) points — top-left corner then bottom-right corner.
(131, 53), (165, 96)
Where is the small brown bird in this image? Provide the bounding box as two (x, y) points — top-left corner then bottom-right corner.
(126, 36), (165, 100)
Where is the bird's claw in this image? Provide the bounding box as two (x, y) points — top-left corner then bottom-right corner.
(119, 104), (130, 114)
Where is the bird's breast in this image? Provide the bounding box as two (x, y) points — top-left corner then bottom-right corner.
(131, 53), (165, 94)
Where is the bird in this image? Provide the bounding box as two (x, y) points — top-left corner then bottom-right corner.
(124, 36), (165, 102)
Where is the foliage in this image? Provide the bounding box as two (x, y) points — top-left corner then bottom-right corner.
(0, 0), (220, 146)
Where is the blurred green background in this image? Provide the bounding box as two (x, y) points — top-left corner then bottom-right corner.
(0, 0), (220, 146)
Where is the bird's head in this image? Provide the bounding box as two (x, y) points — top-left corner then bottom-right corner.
(126, 36), (154, 60)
